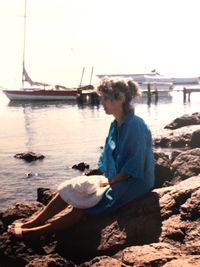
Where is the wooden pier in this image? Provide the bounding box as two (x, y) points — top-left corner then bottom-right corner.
(142, 83), (159, 104)
(77, 86), (100, 105)
(183, 87), (200, 102)
(141, 83), (173, 105)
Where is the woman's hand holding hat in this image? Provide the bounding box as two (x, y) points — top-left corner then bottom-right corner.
(98, 176), (109, 187)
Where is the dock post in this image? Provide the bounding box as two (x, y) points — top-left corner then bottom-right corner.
(147, 83), (151, 105)
(90, 92), (100, 105)
(155, 88), (158, 103)
(188, 92), (191, 102)
(183, 87), (186, 102)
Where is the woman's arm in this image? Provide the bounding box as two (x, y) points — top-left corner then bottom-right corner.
(99, 172), (129, 187)
(109, 172), (130, 185)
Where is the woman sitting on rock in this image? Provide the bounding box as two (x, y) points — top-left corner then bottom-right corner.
(8, 77), (155, 239)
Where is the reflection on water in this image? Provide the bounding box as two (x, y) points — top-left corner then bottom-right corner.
(8, 99), (78, 109)
(0, 90), (200, 210)
(135, 92), (173, 105)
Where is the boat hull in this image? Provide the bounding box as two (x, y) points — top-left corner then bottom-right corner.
(3, 89), (78, 101)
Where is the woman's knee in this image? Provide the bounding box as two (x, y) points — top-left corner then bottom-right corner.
(50, 193), (69, 209)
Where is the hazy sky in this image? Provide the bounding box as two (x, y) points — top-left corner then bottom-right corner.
(0, 0), (200, 87)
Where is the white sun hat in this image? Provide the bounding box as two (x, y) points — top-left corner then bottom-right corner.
(57, 175), (109, 209)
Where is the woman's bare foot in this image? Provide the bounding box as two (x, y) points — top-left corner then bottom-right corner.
(8, 224), (44, 240)
(10, 208), (45, 230)
(7, 222), (55, 240)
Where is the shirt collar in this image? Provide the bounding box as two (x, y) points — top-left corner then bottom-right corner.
(114, 111), (134, 128)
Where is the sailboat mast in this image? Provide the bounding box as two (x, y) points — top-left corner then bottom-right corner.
(22, 0), (27, 88)
(89, 66), (94, 85)
(79, 67), (85, 87)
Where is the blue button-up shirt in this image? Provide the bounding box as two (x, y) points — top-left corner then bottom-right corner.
(98, 111), (155, 187)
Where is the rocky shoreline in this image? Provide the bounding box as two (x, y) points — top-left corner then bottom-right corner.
(0, 112), (200, 266)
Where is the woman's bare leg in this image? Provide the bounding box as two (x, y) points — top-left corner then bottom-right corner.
(10, 207), (85, 239)
(21, 193), (69, 228)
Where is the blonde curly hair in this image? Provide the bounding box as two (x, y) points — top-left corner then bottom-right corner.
(97, 77), (141, 113)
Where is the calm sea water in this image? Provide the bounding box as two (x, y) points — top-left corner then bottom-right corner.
(0, 89), (200, 211)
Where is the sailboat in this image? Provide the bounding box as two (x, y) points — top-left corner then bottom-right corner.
(3, 77), (79, 101)
(2, 1), (93, 101)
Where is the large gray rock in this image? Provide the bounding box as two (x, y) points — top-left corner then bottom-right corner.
(164, 112), (200, 129)
(154, 152), (173, 188)
(154, 112), (200, 149)
(190, 129), (200, 148)
(121, 243), (181, 266)
(162, 256), (200, 267)
(153, 125), (199, 148)
(80, 256), (124, 267)
(26, 254), (74, 267)
(14, 151), (45, 162)
(171, 148), (200, 183)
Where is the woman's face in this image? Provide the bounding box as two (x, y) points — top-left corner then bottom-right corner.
(101, 94), (123, 115)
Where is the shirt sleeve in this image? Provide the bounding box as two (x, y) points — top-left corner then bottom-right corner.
(97, 121), (117, 177)
(120, 120), (149, 180)
(98, 122), (114, 173)
(98, 145), (106, 173)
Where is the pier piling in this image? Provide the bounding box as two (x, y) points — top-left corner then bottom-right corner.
(183, 87), (200, 102)
(146, 83), (159, 105)
(77, 88), (100, 105)
(147, 83), (151, 105)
